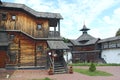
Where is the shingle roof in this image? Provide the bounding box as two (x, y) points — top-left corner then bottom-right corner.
(70, 38), (99, 46)
(98, 36), (120, 43)
(76, 33), (96, 42)
(47, 40), (69, 50)
(0, 2), (63, 19)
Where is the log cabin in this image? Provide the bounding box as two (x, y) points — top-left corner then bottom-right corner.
(0, 1), (69, 73)
(68, 24), (102, 63)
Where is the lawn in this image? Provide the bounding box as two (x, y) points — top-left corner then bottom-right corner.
(74, 68), (113, 76)
(31, 77), (53, 80)
(69, 63), (120, 66)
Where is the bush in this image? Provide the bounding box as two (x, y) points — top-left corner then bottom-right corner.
(89, 63), (96, 72)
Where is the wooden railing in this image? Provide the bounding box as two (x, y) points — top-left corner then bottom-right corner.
(48, 54), (54, 70)
(61, 57), (68, 73)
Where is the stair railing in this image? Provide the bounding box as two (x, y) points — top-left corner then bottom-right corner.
(48, 54), (54, 72)
(61, 57), (68, 73)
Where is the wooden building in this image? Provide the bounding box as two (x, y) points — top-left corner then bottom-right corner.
(69, 24), (102, 63)
(0, 2), (69, 73)
(68, 24), (120, 64)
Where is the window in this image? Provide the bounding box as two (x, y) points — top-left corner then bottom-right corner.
(2, 13), (7, 20)
(9, 34), (15, 40)
(36, 46), (43, 51)
(11, 15), (16, 21)
(37, 24), (42, 30)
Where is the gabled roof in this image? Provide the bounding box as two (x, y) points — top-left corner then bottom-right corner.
(0, 2), (63, 19)
(98, 36), (120, 43)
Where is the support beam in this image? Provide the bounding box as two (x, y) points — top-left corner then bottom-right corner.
(18, 34), (21, 67)
(58, 20), (60, 36)
(34, 41), (37, 66)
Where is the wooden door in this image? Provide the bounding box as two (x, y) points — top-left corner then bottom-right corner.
(0, 51), (7, 68)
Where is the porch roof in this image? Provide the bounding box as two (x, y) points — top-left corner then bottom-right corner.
(47, 40), (69, 50)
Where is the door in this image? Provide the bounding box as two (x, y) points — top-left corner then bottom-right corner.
(0, 51), (7, 68)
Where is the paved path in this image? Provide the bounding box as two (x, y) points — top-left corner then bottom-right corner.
(0, 66), (120, 80)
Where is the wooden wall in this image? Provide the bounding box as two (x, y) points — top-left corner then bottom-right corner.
(0, 9), (49, 38)
(74, 45), (95, 51)
(7, 32), (48, 66)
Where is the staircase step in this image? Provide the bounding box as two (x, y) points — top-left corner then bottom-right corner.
(54, 71), (67, 74)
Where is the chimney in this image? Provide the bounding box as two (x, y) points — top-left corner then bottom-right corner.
(0, 0), (2, 5)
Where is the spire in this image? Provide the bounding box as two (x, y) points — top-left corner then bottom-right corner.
(80, 23), (90, 34)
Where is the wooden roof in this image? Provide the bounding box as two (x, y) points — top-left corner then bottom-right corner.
(0, 2), (63, 19)
(47, 40), (69, 50)
(98, 36), (120, 43)
(70, 38), (99, 46)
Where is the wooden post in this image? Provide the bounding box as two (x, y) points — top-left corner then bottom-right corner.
(34, 41), (37, 66)
(18, 38), (21, 67)
(58, 20), (60, 36)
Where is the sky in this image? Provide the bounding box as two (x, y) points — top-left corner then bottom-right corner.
(2, 0), (120, 39)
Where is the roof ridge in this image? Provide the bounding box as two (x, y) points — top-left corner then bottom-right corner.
(1, 2), (63, 19)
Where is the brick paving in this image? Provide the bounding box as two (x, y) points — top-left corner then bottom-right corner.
(0, 66), (120, 80)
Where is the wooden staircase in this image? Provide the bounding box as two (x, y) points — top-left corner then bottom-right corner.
(54, 61), (67, 74)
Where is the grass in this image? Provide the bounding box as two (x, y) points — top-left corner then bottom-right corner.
(74, 68), (113, 76)
(31, 77), (53, 80)
(69, 63), (120, 66)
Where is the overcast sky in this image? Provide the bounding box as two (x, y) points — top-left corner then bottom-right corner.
(2, 0), (120, 39)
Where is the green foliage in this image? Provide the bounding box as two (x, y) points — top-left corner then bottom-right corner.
(89, 63), (96, 72)
(63, 37), (70, 43)
(116, 28), (120, 36)
(74, 68), (112, 76)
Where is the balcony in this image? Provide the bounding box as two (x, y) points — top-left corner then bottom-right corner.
(48, 31), (60, 38)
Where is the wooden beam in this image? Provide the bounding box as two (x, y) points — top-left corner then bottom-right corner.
(18, 37), (21, 67)
(34, 41), (37, 66)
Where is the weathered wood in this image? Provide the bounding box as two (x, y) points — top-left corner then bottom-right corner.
(0, 9), (49, 38)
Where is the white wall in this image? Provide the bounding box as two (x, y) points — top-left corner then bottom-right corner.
(101, 48), (120, 64)
(64, 52), (72, 64)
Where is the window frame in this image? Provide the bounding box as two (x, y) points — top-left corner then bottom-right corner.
(36, 24), (42, 30)
(1, 13), (7, 21)
(11, 15), (16, 21)
(36, 45), (43, 51)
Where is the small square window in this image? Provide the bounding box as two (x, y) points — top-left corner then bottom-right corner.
(36, 46), (43, 51)
(11, 15), (16, 20)
(9, 34), (15, 40)
(37, 24), (42, 30)
(2, 13), (7, 20)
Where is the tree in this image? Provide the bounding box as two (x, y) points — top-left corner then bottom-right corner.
(63, 37), (70, 43)
(116, 28), (120, 36)
(89, 63), (96, 72)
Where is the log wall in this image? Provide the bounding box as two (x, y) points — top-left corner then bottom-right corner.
(0, 9), (49, 38)
(7, 32), (47, 66)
